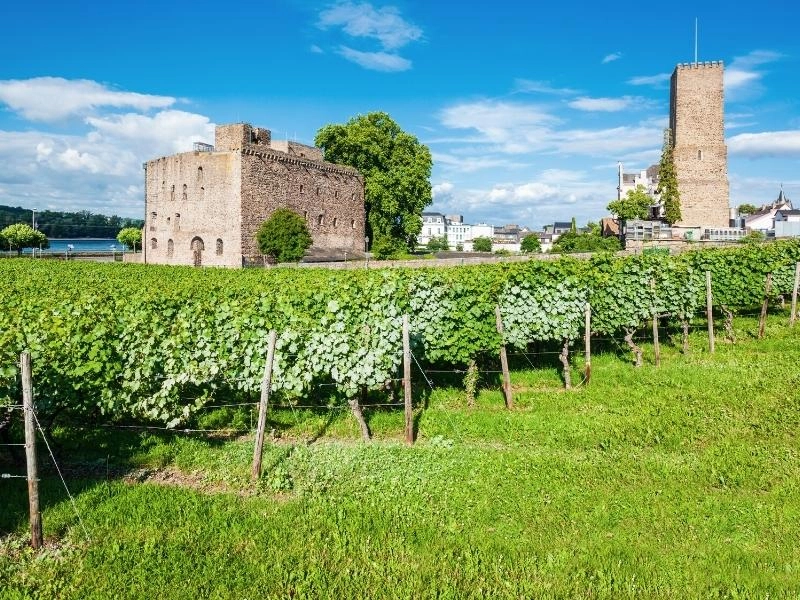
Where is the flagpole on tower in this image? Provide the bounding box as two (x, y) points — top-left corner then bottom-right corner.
(694, 18), (698, 65)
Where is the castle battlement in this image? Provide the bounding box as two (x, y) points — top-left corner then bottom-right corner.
(676, 61), (724, 69)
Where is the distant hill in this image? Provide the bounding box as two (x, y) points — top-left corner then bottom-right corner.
(0, 205), (144, 238)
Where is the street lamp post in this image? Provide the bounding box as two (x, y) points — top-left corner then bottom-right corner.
(32, 208), (37, 230)
(364, 236), (369, 267)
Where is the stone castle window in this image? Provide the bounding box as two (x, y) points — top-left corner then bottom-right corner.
(182, 184), (187, 201)
(318, 214), (324, 226)
(216, 239), (223, 255)
(698, 149), (703, 160)
(170, 185), (175, 202)
(150, 212), (157, 231)
(167, 239), (174, 258)
(175, 213), (180, 230)
(303, 210), (308, 220)
(197, 166), (203, 183)
(150, 238), (157, 249)
(351, 219), (356, 229)
(332, 217), (338, 227)
(300, 184), (304, 193)
(199, 186), (204, 201)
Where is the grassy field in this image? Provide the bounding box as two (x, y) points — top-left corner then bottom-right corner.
(2, 314), (800, 598)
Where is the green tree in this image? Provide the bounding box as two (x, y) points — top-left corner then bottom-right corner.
(315, 112), (433, 259)
(738, 203), (758, 216)
(520, 234), (542, 253)
(255, 208), (312, 263)
(657, 133), (682, 225)
(570, 216), (577, 232)
(607, 185), (652, 222)
(551, 230), (621, 254)
(0, 230), (6, 251)
(117, 227), (142, 251)
(426, 235), (449, 252)
(472, 236), (492, 252)
(1, 223), (48, 256)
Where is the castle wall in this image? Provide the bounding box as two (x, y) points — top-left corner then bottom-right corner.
(239, 148), (365, 260)
(670, 62), (730, 228)
(144, 150), (242, 268)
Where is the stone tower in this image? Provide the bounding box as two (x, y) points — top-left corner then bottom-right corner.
(669, 61), (730, 228)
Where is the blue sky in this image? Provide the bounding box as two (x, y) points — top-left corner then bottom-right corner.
(1, 0), (798, 229)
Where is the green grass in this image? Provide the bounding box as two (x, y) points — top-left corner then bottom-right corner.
(2, 314), (800, 598)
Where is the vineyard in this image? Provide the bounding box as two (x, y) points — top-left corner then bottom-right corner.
(1, 240), (799, 429)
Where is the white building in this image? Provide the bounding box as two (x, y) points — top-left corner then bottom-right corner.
(744, 188), (793, 235)
(775, 209), (800, 238)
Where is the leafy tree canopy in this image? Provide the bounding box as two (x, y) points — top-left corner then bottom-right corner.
(315, 112), (433, 259)
(520, 234), (542, 253)
(551, 230), (621, 254)
(1, 223), (48, 255)
(738, 203), (758, 216)
(607, 185), (652, 222)
(472, 236), (492, 252)
(117, 227), (142, 251)
(426, 235), (449, 252)
(255, 209), (312, 263)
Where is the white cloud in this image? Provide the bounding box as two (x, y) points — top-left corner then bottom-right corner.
(0, 77), (175, 121)
(336, 46), (411, 71)
(513, 79), (579, 95)
(602, 52), (622, 64)
(568, 96), (639, 112)
(725, 50), (782, 101)
(0, 78), (216, 218)
(310, 44), (324, 53)
(728, 130), (800, 158)
(318, 1), (422, 50)
(432, 181), (454, 198)
(627, 73), (671, 87)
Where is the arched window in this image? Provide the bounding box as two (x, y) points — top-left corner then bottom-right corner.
(332, 217), (338, 227)
(351, 219), (356, 229)
(150, 212), (157, 231)
(167, 239), (174, 258)
(300, 184), (304, 193)
(303, 210), (308, 220)
(318, 214), (324, 226)
(175, 213), (180, 230)
(197, 166), (204, 183)
(182, 184), (187, 201)
(199, 186), (204, 201)
(216, 239), (223, 255)
(190, 237), (205, 251)
(170, 185), (175, 202)
(150, 238), (157, 250)
(697, 149), (703, 160)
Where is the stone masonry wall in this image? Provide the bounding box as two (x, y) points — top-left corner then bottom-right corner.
(239, 148), (365, 259)
(669, 62), (730, 228)
(144, 150), (242, 268)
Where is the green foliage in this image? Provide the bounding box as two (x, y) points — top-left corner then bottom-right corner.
(472, 236), (492, 252)
(255, 208), (312, 263)
(426, 235), (449, 252)
(738, 203), (758, 216)
(520, 235), (541, 253)
(739, 230), (765, 244)
(551, 231), (621, 253)
(607, 185), (652, 221)
(0, 223), (48, 255)
(0, 204), (143, 238)
(657, 136), (682, 225)
(2, 241), (800, 425)
(116, 227), (142, 251)
(315, 112), (433, 255)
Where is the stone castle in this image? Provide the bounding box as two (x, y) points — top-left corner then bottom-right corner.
(669, 61), (730, 228)
(143, 123), (365, 267)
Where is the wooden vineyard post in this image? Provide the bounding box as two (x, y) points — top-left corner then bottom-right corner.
(494, 306), (514, 409)
(584, 303), (591, 384)
(758, 273), (773, 339)
(402, 314), (413, 445)
(706, 271), (715, 354)
(21, 352), (42, 550)
(791, 262), (800, 328)
(251, 330), (277, 481)
(651, 280), (660, 367)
